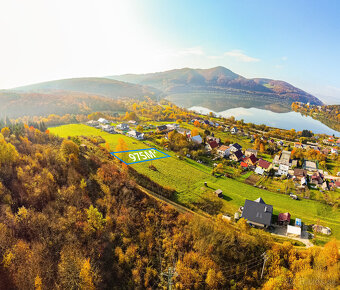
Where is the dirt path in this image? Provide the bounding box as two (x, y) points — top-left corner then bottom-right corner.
(136, 185), (211, 220)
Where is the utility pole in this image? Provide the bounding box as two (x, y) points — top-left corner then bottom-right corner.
(162, 267), (177, 290)
(261, 253), (268, 279)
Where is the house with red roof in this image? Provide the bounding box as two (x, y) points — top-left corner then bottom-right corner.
(240, 161), (248, 168)
(205, 140), (219, 151)
(257, 159), (272, 172)
(278, 212), (291, 225)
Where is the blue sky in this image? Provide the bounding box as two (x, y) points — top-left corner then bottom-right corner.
(1, 0), (339, 103)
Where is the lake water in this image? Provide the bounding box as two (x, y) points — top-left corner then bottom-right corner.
(189, 106), (340, 137)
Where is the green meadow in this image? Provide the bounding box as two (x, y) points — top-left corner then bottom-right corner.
(49, 124), (340, 239)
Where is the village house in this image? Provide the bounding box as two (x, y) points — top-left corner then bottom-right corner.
(215, 189), (223, 198)
(241, 197), (273, 228)
(206, 140), (219, 151)
(243, 154), (258, 167)
(230, 150), (243, 162)
(303, 160), (318, 172)
(287, 225), (301, 238)
(294, 142), (304, 149)
(278, 212), (291, 226)
(255, 167), (265, 175)
(331, 148), (338, 154)
(86, 120), (100, 128)
(156, 125), (168, 133)
(273, 150), (292, 167)
(101, 124), (116, 134)
(257, 159), (272, 172)
(206, 135), (220, 144)
(217, 145), (230, 158)
(98, 118), (110, 124)
(231, 127), (239, 134)
(277, 164), (289, 176)
(310, 171), (324, 185)
(191, 135), (203, 144)
(293, 168), (307, 180)
(127, 130), (144, 140)
(244, 148), (258, 157)
(116, 123), (130, 131)
(128, 120), (138, 125)
(166, 123), (179, 131)
(229, 143), (242, 153)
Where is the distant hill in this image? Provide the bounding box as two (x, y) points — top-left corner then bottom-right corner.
(108, 66), (323, 112)
(0, 90), (127, 118)
(13, 77), (160, 100)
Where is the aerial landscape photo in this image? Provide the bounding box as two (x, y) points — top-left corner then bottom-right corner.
(0, 0), (339, 289)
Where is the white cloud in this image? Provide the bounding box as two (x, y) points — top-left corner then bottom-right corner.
(281, 56), (288, 61)
(224, 50), (260, 62)
(178, 47), (205, 56)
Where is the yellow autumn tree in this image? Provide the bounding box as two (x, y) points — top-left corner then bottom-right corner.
(34, 275), (42, 290)
(191, 128), (199, 137)
(79, 259), (95, 290)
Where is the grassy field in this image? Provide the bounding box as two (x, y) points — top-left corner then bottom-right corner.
(49, 124), (340, 240)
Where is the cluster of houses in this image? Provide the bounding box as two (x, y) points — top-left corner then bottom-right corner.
(212, 141), (339, 191)
(236, 197), (331, 237)
(86, 118), (145, 140)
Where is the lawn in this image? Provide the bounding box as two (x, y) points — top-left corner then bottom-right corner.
(50, 124), (340, 240)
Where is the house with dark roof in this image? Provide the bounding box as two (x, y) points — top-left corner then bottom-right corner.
(241, 198), (273, 227)
(127, 130), (144, 140)
(116, 123), (130, 131)
(230, 149), (243, 161)
(206, 140), (219, 151)
(156, 125), (168, 133)
(244, 154), (258, 166)
(230, 143), (242, 152)
(231, 127), (238, 134)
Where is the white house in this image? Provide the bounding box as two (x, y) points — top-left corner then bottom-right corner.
(277, 164), (289, 176)
(191, 135), (203, 144)
(245, 148), (258, 157)
(98, 118), (110, 124)
(127, 130), (144, 140)
(231, 127), (238, 134)
(101, 124), (116, 134)
(229, 143), (242, 153)
(287, 225), (301, 238)
(117, 123), (130, 131)
(217, 145), (230, 158)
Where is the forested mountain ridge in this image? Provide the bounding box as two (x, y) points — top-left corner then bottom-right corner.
(11, 77), (160, 100)
(0, 90), (127, 118)
(109, 66), (323, 111)
(0, 125), (338, 289)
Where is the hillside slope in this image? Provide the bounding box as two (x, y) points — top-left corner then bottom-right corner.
(0, 90), (126, 118)
(12, 77), (160, 100)
(109, 66), (323, 111)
